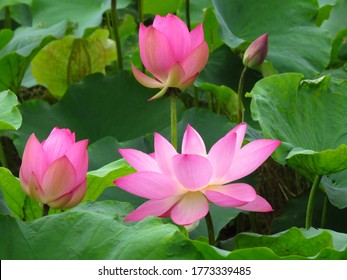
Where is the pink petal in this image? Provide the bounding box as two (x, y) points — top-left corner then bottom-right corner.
(170, 192), (209, 225)
(207, 129), (237, 183)
(224, 139), (281, 182)
(154, 133), (177, 176)
(182, 124), (206, 155)
(119, 148), (160, 172)
(63, 180), (87, 208)
(42, 128), (75, 164)
(172, 154), (212, 190)
(235, 195), (273, 212)
(190, 23), (205, 49)
(165, 62), (186, 88)
(114, 171), (182, 200)
(124, 196), (181, 222)
(20, 133), (48, 186)
(48, 192), (73, 209)
(204, 183), (257, 207)
(181, 41), (209, 79)
(147, 86), (169, 101)
(180, 73), (199, 89)
(153, 14), (191, 61)
(232, 123), (248, 150)
(66, 140), (88, 185)
(131, 64), (163, 88)
(41, 156), (77, 202)
(28, 173), (45, 204)
(140, 25), (176, 81)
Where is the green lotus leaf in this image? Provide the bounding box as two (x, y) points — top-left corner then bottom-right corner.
(322, 170), (347, 209)
(14, 71), (182, 155)
(212, 0), (331, 77)
(31, 29), (117, 99)
(0, 90), (22, 131)
(0, 21), (67, 92)
(224, 227), (347, 259)
(249, 73), (347, 177)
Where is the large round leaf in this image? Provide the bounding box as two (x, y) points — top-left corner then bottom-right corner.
(0, 21), (67, 92)
(31, 0), (110, 36)
(249, 73), (347, 177)
(0, 201), (203, 259)
(31, 29), (116, 99)
(13, 71), (182, 155)
(224, 227), (347, 259)
(212, 0), (331, 77)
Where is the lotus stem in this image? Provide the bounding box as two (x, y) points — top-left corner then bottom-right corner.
(237, 66), (247, 123)
(170, 89), (179, 150)
(42, 204), (50, 217)
(4, 6), (11, 29)
(186, 0), (191, 31)
(111, 0), (123, 70)
(305, 174), (323, 229)
(321, 195), (328, 228)
(0, 139), (8, 168)
(205, 211), (216, 245)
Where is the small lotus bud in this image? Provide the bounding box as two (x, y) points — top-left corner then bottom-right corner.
(243, 33), (268, 69)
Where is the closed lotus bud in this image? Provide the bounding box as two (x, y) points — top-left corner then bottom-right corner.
(19, 127), (88, 209)
(243, 33), (268, 69)
(132, 14), (209, 101)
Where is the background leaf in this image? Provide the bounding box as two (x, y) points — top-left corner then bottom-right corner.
(85, 159), (134, 202)
(143, 0), (184, 16)
(212, 0), (331, 77)
(0, 167), (25, 219)
(31, 0), (109, 36)
(0, 21), (67, 92)
(0, 90), (22, 131)
(31, 29), (116, 99)
(13, 71), (184, 156)
(224, 227), (347, 259)
(249, 73), (347, 178)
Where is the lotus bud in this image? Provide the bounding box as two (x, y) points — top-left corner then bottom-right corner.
(132, 14), (209, 101)
(243, 33), (268, 69)
(19, 127), (88, 209)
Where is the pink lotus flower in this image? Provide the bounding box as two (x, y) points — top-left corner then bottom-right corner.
(132, 14), (209, 101)
(243, 33), (268, 69)
(115, 123), (281, 226)
(19, 127), (88, 209)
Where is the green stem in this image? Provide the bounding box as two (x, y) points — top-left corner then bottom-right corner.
(42, 204), (50, 217)
(193, 87), (199, 107)
(305, 174), (323, 229)
(4, 6), (11, 29)
(106, 12), (114, 40)
(0, 139), (8, 168)
(207, 92), (212, 111)
(111, 0), (123, 70)
(137, 0), (145, 73)
(185, 0), (191, 31)
(237, 66), (247, 123)
(138, 0), (143, 24)
(205, 211), (215, 245)
(321, 195), (328, 228)
(170, 91), (178, 150)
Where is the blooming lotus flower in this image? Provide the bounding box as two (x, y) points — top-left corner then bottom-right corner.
(19, 127), (88, 209)
(115, 123), (281, 226)
(132, 14), (209, 101)
(243, 33), (268, 69)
